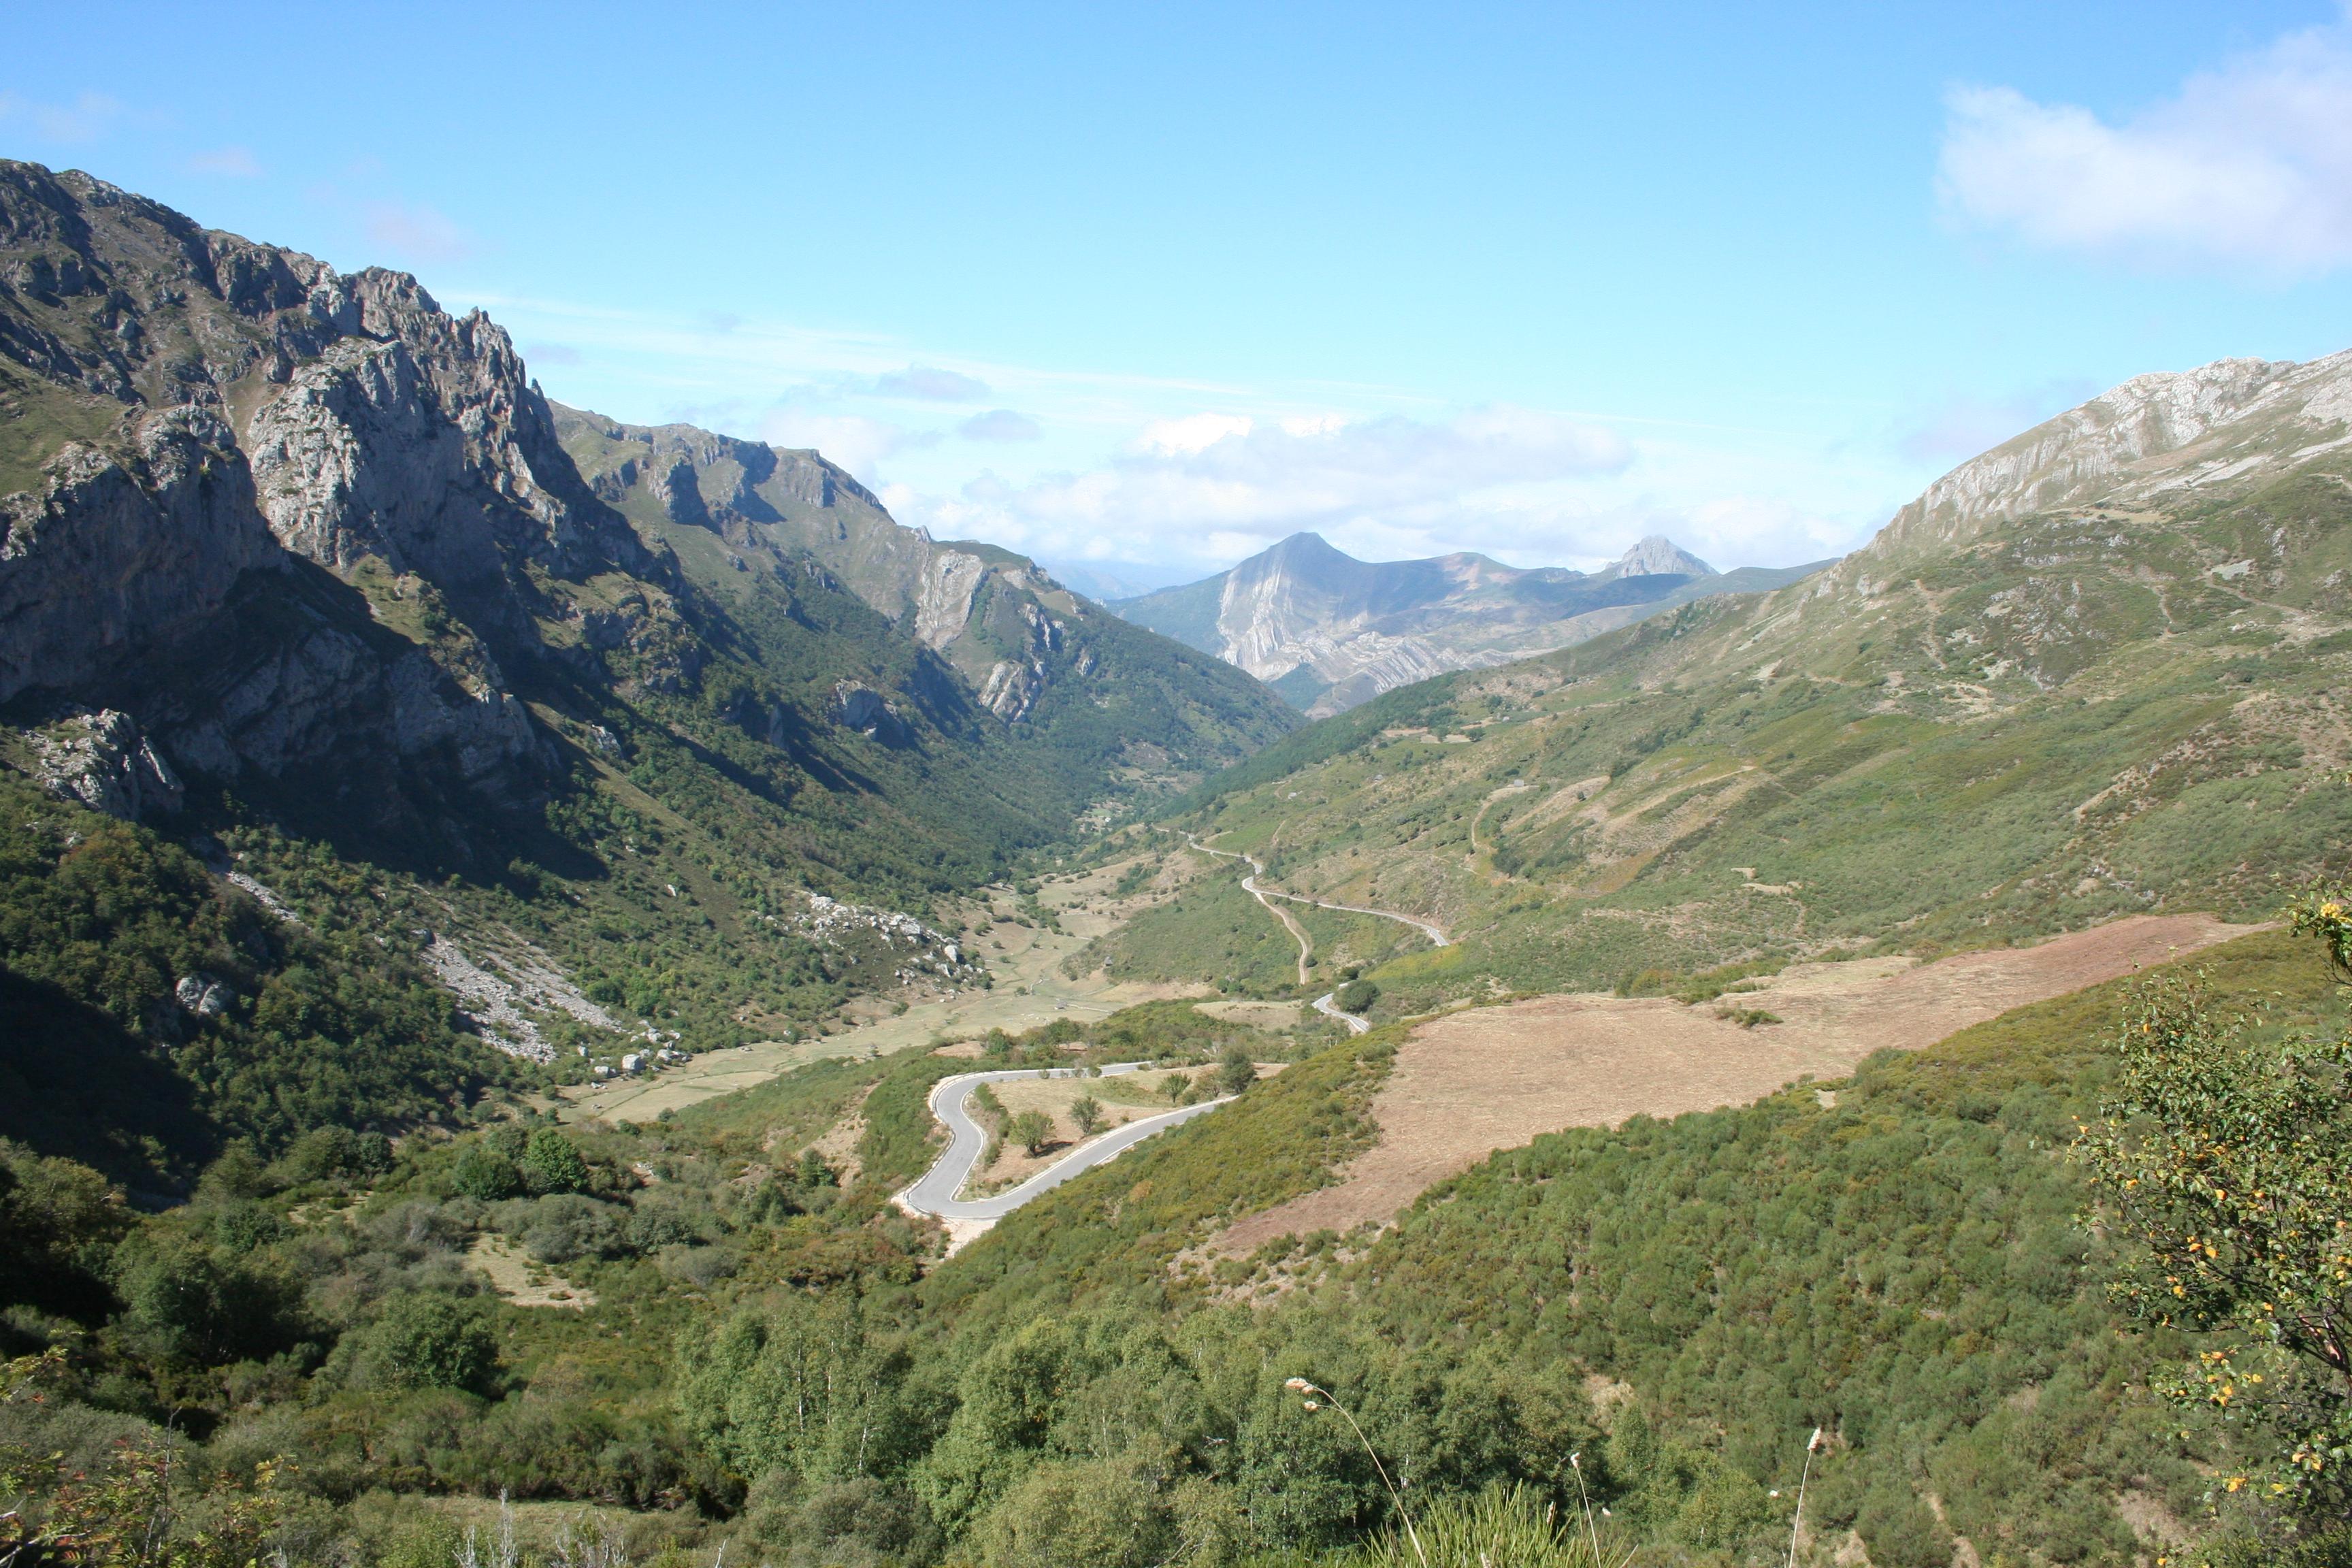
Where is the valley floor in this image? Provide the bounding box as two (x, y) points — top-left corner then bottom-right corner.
(556, 858), (1209, 1123)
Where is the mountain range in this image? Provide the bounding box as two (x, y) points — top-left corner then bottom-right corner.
(1112, 530), (1831, 715)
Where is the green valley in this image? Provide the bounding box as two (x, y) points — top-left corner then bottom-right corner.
(6, 155), (2352, 1568)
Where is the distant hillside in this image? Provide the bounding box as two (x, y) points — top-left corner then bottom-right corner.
(1111, 530), (1829, 715)
(1122, 350), (2352, 1012)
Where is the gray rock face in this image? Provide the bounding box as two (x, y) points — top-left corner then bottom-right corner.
(243, 269), (647, 598)
(831, 681), (904, 739)
(29, 708), (183, 819)
(0, 159), (651, 809)
(0, 407), (282, 704)
(174, 973), (233, 1017)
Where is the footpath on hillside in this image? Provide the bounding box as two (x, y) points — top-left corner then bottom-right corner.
(1186, 832), (1448, 1032)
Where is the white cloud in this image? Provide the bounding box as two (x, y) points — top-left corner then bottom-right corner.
(875, 364), (991, 402)
(760, 411), (937, 480)
(185, 146), (262, 178)
(363, 201), (472, 265)
(1140, 412), (1256, 454)
(0, 90), (124, 143)
(960, 408), (1041, 442)
(912, 405), (1635, 566)
(1940, 22), (2352, 272)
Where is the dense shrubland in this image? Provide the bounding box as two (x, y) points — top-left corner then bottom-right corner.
(7, 921), (2349, 1567)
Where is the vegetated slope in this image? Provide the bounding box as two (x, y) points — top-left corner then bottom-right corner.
(0, 773), (523, 1189)
(1129, 352), (2352, 1011)
(887, 926), (2337, 1565)
(1113, 529), (1830, 715)
(0, 158), (1295, 1166)
(4, 906), (2326, 1567)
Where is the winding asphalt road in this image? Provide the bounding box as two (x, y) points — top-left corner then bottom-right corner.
(1186, 833), (1450, 1030)
(897, 1064), (1232, 1222)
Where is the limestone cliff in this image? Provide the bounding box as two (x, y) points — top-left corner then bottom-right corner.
(0, 160), (665, 826)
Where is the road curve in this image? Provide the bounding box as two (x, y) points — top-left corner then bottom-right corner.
(1312, 992), (1371, 1035)
(897, 1065), (1231, 1222)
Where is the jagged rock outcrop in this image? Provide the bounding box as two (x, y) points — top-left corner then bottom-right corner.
(244, 272), (643, 598)
(1115, 532), (1823, 715)
(27, 708), (182, 819)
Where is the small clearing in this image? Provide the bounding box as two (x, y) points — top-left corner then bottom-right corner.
(1211, 913), (2256, 1254)
(468, 1232), (595, 1309)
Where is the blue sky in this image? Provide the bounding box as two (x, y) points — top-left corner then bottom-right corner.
(10, 2), (2352, 590)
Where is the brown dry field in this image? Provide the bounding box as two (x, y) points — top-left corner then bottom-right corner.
(1212, 913), (2257, 1255)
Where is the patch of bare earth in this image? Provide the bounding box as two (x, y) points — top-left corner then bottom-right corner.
(1211, 913), (2257, 1254)
(468, 1233), (595, 1309)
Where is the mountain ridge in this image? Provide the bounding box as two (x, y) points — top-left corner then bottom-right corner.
(1113, 529), (1826, 715)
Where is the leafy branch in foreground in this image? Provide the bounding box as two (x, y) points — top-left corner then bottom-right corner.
(2080, 896), (2352, 1531)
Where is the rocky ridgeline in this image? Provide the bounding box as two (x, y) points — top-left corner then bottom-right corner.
(1114, 530), (1822, 716)
(553, 404), (1127, 725)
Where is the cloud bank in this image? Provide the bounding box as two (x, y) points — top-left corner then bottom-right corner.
(916, 405), (1658, 568)
(875, 365), (991, 402)
(1940, 21), (2352, 272)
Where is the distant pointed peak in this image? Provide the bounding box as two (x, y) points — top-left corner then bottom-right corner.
(1607, 535), (1712, 579)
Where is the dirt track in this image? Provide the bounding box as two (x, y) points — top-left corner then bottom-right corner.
(1211, 913), (2258, 1254)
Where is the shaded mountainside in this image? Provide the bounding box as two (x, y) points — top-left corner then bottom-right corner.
(1120, 351), (2352, 1012)
(1113, 529), (1829, 715)
(0, 159), (1294, 1177)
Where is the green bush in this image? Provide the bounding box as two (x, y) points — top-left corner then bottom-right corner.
(521, 1128), (590, 1195)
(1334, 979), (1379, 1014)
(1007, 1111), (1053, 1156)
(451, 1143), (523, 1201)
(110, 1231), (305, 1366)
(347, 1291), (500, 1394)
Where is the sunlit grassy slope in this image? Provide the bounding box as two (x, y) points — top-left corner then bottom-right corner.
(1113, 452), (2352, 1012)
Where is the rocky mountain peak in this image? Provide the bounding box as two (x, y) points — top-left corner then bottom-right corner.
(1601, 535), (1713, 580)
(1867, 348), (2352, 564)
